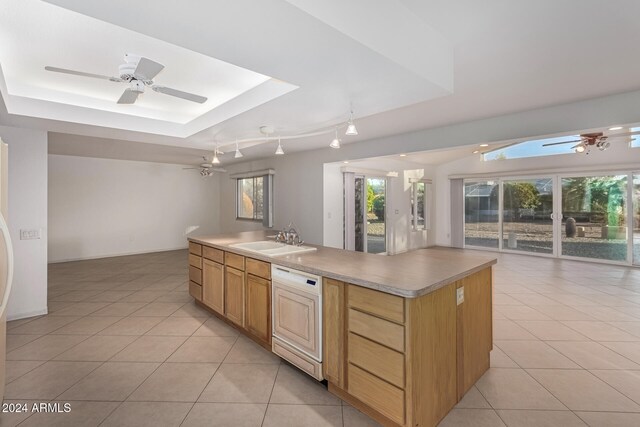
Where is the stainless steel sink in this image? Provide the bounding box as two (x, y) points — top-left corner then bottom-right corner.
(228, 241), (317, 257)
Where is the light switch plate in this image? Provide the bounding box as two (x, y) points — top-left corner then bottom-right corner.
(20, 229), (41, 240)
(456, 287), (464, 305)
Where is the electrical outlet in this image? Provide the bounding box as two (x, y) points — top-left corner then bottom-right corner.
(456, 287), (464, 305)
(20, 229), (41, 240)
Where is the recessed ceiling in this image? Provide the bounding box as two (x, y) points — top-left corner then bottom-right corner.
(0, 0), (297, 137)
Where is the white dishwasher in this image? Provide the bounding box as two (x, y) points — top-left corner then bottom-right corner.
(271, 264), (323, 380)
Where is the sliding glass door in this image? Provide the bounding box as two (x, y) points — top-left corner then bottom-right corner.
(463, 173), (636, 265)
(502, 178), (554, 254)
(464, 180), (500, 248)
(560, 175), (628, 262)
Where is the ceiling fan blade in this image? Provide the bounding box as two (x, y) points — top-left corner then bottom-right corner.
(45, 66), (122, 82)
(134, 57), (164, 80)
(117, 89), (140, 104)
(152, 86), (207, 103)
(182, 167), (199, 170)
(210, 168), (227, 173)
(542, 139), (581, 147)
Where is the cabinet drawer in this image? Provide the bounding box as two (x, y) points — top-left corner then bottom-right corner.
(348, 364), (405, 425)
(348, 309), (404, 353)
(349, 285), (404, 324)
(189, 265), (202, 285)
(225, 252), (245, 271)
(189, 281), (202, 301)
(188, 242), (202, 256)
(188, 254), (202, 269)
(246, 258), (271, 280)
(348, 332), (404, 388)
(203, 246), (224, 264)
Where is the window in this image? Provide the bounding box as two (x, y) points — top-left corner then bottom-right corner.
(233, 169), (274, 227)
(483, 135), (580, 161)
(237, 176), (264, 220)
(410, 179), (431, 230)
(630, 127), (640, 148)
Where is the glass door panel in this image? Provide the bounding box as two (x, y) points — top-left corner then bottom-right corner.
(464, 180), (500, 248)
(366, 178), (386, 254)
(633, 174), (640, 265)
(354, 176), (365, 252)
(561, 175), (628, 262)
(502, 178), (554, 254)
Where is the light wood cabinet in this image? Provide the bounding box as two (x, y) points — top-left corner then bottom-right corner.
(456, 268), (492, 400)
(323, 278), (345, 388)
(202, 259), (224, 315)
(189, 281), (202, 301)
(246, 258), (271, 280)
(246, 273), (271, 345)
(188, 242), (202, 256)
(225, 266), (245, 326)
(225, 252), (245, 271)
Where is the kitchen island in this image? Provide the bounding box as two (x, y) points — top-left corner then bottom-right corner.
(187, 231), (496, 427)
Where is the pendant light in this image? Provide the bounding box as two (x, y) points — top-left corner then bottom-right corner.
(345, 111), (358, 136)
(330, 128), (341, 149)
(275, 138), (285, 155)
(234, 140), (243, 158)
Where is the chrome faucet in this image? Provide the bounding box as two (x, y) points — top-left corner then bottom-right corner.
(276, 222), (304, 246)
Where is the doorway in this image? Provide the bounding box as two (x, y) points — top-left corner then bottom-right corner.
(349, 176), (387, 254)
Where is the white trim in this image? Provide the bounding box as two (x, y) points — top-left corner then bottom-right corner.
(7, 308), (48, 321)
(450, 163), (640, 180)
(341, 166), (398, 177)
(229, 169), (275, 179)
(48, 245), (188, 264)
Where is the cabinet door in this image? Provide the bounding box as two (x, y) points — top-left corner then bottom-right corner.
(202, 259), (224, 314)
(225, 266), (245, 326)
(246, 274), (271, 345)
(323, 278), (345, 387)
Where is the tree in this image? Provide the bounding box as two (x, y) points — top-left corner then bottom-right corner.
(367, 185), (375, 212)
(493, 182), (541, 218)
(373, 194), (385, 221)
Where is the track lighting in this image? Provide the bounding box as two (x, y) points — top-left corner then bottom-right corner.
(330, 128), (341, 149)
(275, 138), (284, 155)
(345, 111), (358, 136)
(234, 140), (243, 158)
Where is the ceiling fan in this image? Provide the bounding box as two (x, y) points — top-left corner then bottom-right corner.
(45, 53), (208, 105)
(183, 156), (226, 177)
(542, 130), (640, 154)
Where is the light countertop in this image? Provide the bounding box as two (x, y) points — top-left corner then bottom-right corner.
(188, 230), (496, 298)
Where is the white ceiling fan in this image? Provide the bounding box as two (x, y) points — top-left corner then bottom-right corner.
(183, 156), (226, 177)
(45, 53), (208, 105)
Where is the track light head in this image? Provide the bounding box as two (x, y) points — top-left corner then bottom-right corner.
(345, 111), (358, 136)
(275, 138), (284, 155)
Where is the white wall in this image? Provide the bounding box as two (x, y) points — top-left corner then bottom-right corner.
(48, 154), (220, 262)
(433, 140), (640, 247)
(0, 126), (48, 320)
(219, 89), (640, 248)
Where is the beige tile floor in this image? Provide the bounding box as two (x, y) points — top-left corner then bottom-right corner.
(3, 250), (640, 426)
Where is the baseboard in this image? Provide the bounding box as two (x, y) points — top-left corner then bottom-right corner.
(7, 308), (48, 321)
(48, 245), (189, 264)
